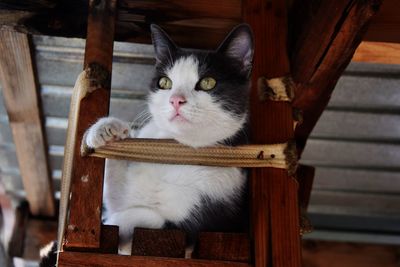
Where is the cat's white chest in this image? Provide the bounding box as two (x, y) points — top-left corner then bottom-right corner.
(103, 160), (245, 224)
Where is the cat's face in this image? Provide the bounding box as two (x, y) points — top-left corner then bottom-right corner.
(149, 24), (254, 147)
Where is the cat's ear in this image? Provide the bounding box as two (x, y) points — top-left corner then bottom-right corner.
(217, 24), (254, 74)
(150, 24), (177, 63)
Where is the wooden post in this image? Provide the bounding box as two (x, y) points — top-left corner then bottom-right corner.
(243, 0), (301, 266)
(63, 0), (117, 250)
(0, 30), (55, 217)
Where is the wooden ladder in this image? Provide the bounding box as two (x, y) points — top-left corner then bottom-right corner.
(57, 0), (305, 266)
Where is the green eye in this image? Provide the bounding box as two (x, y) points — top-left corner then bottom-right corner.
(158, 76), (172, 89)
(199, 77), (216, 91)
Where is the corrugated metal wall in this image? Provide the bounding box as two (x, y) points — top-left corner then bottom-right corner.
(0, 35), (399, 243)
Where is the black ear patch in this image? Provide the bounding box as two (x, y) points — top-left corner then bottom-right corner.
(217, 24), (254, 74)
(150, 24), (178, 64)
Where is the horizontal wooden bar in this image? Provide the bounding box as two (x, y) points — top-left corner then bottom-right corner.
(352, 41), (400, 64)
(58, 251), (253, 267)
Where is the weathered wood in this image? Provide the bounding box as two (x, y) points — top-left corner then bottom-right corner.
(302, 240), (400, 267)
(131, 228), (186, 258)
(1, 0), (398, 48)
(7, 202), (29, 257)
(290, 0), (384, 153)
(243, 1), (301, 267)
(58, 251), (253, 267)
(0, 0), (241, 50)
(63, 0), (116, 250)
(352, 41), (400, 64)
(0, 29), (55, 217)
(193, 232), (251, 263)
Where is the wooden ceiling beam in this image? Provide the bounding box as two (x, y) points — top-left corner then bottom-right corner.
(1, 0), (398, 50)
(0, 30), (55, 217)
(290, 0), (384, 153)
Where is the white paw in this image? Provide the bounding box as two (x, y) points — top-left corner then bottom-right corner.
(85, 117), (130, 148)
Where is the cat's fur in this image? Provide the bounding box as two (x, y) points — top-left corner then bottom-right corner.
(86, 24), (254, 254)
(40, 24), (254, 263)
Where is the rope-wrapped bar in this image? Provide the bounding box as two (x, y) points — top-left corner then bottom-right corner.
(83, 138), (297, 173)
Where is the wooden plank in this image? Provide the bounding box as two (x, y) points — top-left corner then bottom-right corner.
(131, 228), (186, 258)
(290, 0), (384, 153)
(63, 0), (116, 250)
(302, 240), (400, 267)
(0, 29), (55, 217)
(193, 232), (251, 262)
(352, 41), (400, 64)
(243, 1), (301, 267)
(0, 0), (241, 50)
(363, 0), (400, 43)
(58, 251), (253, 267)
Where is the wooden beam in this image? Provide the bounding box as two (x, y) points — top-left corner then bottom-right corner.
(0, 0), (241, 50)
(290, 0), (384, 153)
(243, 1), (301, 267)
(0, 29), (55, 217)
(364, 0), (400, 43)
(302, 240), (400, 267)
(58, 251), (253, 267)
(352, 41), (400, 64)
(63, 0), (116, 250)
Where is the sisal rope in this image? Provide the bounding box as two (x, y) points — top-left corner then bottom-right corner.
(82, 138), (296, 170)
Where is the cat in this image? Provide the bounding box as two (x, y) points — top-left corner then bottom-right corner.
(40, 23), (254, 263)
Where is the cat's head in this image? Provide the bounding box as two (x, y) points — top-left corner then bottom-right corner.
(149, 24), (254, 147)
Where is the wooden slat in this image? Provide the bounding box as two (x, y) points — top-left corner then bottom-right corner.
(0, 30), (55, 216)
(0, 0), (241, 50)
(302, 240), (400, 267)
(58, 251), (253, 267)
(243, 1), (301, 267)
(131, 228), (186, 258)
(193, 232), (251, 262)
(63, 0), (116, 250)
(352, 41), (400, 64)
(290, 0), (384, 153)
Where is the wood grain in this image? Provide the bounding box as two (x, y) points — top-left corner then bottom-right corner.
(243, 0), (301, 266)
(0, 29), (55, 217)
(131, 228), (186, 258)
(193, 232), (251, 262)
(290, 0), (384, 153)
(302, 240), (400, 267)
(63, 0), (116, 250)
(352, 41), (400, 64)
(58, 251), (253, 267)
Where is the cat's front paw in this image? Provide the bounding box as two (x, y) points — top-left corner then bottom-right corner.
(85, 117), (130, 148)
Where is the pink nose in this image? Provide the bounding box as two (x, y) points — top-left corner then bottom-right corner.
(169, 95), (187, 111)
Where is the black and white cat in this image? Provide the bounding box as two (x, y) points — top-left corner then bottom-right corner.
(40, 24), (254, 263)
(85, 24), (254, 254)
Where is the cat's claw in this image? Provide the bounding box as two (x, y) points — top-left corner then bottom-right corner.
(85, 117), (131, 148)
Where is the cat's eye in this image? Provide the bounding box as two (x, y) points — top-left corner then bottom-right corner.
(199, 77), (217, 91)
(158, 76), (172, 89)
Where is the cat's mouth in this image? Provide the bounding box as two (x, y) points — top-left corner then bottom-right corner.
(169, 113), (189, 123)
